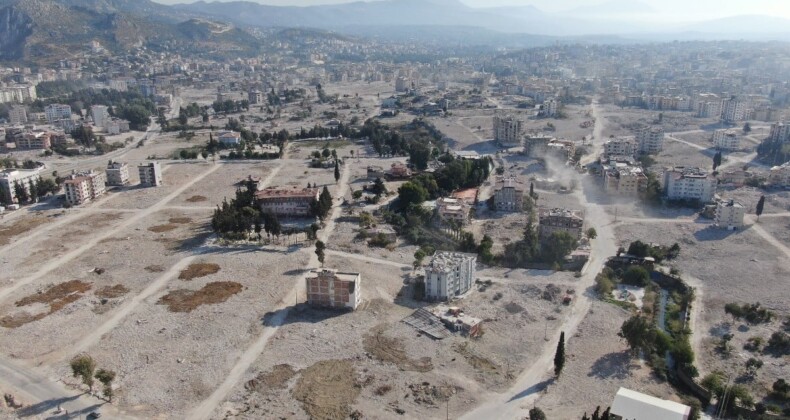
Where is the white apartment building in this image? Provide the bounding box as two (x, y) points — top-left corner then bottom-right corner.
(714, 199), (745, 230)
(45, 104), (72, 124)
(493, 178), (524, 212)
(0, 84), (37, 104)
(721, 98), (748, 123)
(138, 162), (163, 187)
(493, 114), (524, 147)
(712, 129), (740, 151)
(768, 162), (790, 188)
(604, 137), (637, 158)
(637, 126), (664, 154)
(542, 98), (560, 117)
(0, 167), (44, 204)
(424, 251), (477, 301)
(662, 167), (716, 203)
(218, 131), (241, 146)
(91, 105), (110, 129)
(106, 161), (130, 186)
(8, 105), (27, 125)
(63, 170), (107, 206)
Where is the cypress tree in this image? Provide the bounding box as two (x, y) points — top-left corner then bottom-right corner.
(554, 331), (566, 377)
(756, 195), (765, 220)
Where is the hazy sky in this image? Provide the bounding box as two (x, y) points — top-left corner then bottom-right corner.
(152, 0), (790, 20)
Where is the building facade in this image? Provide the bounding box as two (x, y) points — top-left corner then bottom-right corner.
(9, 105), (27, 125)
(0, 168), (43, 204)
(138, 162), (163, 187)
(721, 98), (748, 123)
(254, 187), (319, 217)
(45, 104), (72, 124)
(436, 197), (470, 225)
(493, 114), (523, 147)
(715, 199), (745, 230)
(305, 269), (361, 310)
(662, 167), (716, 203)
(637, 126), (664, 154)
(63, 170), (107, 206)
(603, 164), (648, 196)
(538, 208), (584, 241)
(769, 121), (790, 143)
(493, 178), (524, 212)
(424, 252), (477, 301)
(713, 129), (740, 151)
(106, 161), (130, 186)
(218, 131), (241, 146)
(91, 105), (110, 128)
(604, 137), (637, 158)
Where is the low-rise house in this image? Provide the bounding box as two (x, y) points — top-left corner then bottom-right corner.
(64, 170), (106, 206)
(218, 131), (242, 146)
(255, 187), (319, 217)
(719, 169), (747, 187)
(305, 269), (361, 310)
(138, 162), (163, 187)
(388, 162), (412, 179)
(437, 197), (470, 225)
(106, 161), (130, 186)
(431, 304), (483, 337)
(424, 251), (477, 301)
(715, 199), (745, 230)
(538, 207), (584, 241)
(451, 188), (478, 206)
(610, 387), (691, 420)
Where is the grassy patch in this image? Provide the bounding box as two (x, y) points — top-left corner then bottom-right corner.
(186, 195), (208, 203)
(178, 263), (221, 280)
(0, 216), (48, 246)
(95, 284), (130, 299)
(168, 217), (192, 224)
(292, 360), (360, 420)
(363, 326), (433, 372)
(1, 280), (92, 328)
(157, 281), (242, 313)
(148, 224), (179, 233)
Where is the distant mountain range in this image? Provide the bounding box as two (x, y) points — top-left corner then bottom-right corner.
(1, 0), (790, 64)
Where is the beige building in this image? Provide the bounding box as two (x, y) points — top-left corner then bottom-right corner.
(715, 199), (745, 230)
(493, 178), (524, 212)
(712, 129), (740, 151)
(768, 162), (790, 188)
(637, 126), (664, 154)
(255, 187), (319, 217)
(721, 98), (748, 123)
(437, 197), (470, 225)
(424, 252), (477, 301)
(604, 137), (637, 158)
(106, 161), (130, 186)
(138, 162), (163, 187)
(493, 114), (523, 147)
(305, 269), (361, 310)
(64, 170), (106, 206)
(538, 207), (584, 241)
(8, 105), (27, 125)
(603, 163), (648, 196)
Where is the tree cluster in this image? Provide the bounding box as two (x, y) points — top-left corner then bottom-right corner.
(212, 99), (249, 114)
(624, 240), (680, 262)
(724, 302), (775, 324)
(501, 220), (578, 268)
(69, 355), (116, 402)
(309, 186), (334, 221)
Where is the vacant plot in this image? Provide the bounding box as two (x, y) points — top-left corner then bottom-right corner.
(178, 263), (220, 280)
(245, 364), (298, 393)
(0, 216), (48, 246)
(363, 326), (434, 372)
(0, 280), (92, 328)
(157, 281), (243, 313)
(95, 284), (130, 299)
(292, 359), (360, 420)
(454, 342), (500, 375)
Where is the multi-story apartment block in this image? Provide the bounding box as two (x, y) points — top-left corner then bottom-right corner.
(542, 98), (560, 117)
(63, 170), (107, 206)
(0, 168), (44, 204)
(603, 163), (648, 196)
(106, 161), (130, 186)
(662, 167), (716, 203)
(604, 137), (637, 158)
(395, 76), (410, 92)
(305, 269), (361, 310)
(769, 121), (790, 143)
(436, 197), (470, 225)
(493, 114), (523, 147)
(45, 104), (72, 123)
(138, 162), (163, 187)
(768, 162), (790, 188)
(8, 105), (27, 125)
(538, 208), (584, 241)
(0, 84), (36, 104)
(696, 99), (723, 119)
(424, 251), (477, 301)
(248, 89), (263, 105)
(712, 129), (740, 151)
(254, 187), (319, 217)
(493, 178), (524, 212)
(721, 98), (748, 123)
(714, 199), (745, 230)
(91, 105), (110, 128)
(15, 132), (51, 150)
(637, 126), (664, 154)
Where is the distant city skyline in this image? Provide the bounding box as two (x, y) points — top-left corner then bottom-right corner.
(152, 0), (790, 21)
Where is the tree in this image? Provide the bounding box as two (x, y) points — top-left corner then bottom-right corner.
(70, 355), (96, 392)
(13, 181), (29, 203)
(95, 368), (116, 402)
(315, 240), (326, 267)
(554, 331), (566, 376)
(745, 357), (763, 377)
(529, 407), (547, 420)
(620, 315), (656, 355)
(713, 151), (722, 171)
(586, 227), (597, 240)
(398, 181), (428, 207)
(622, 266), (650, 286)
(756, 195), (765, 221)
(743, 122), (752, 133)
(541, 231), (578, 264)
(529, 182), (535, 199)
(334, 160), (340, 183)
(371, 177), (387, 197)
